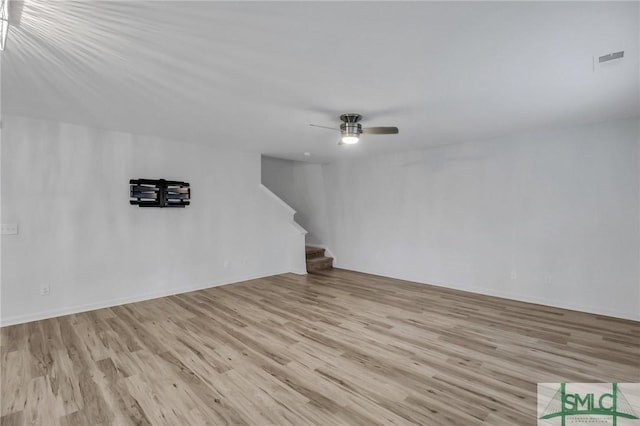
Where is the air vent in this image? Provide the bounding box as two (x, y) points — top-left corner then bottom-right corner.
(599, 51), (624, 63)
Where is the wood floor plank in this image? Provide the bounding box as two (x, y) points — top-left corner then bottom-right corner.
(2, 268), (639, 425)
(1, 351), (28, 416)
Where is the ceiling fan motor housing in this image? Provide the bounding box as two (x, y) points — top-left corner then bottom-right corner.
(340, 122), (362, 136)
(340, 113), (362, 137)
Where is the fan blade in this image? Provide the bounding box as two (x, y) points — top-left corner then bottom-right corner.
(309, 124), (339, 130)
(361, 127), (399, 135)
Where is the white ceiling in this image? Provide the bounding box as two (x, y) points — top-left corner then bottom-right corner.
(2, 1), (639, 162)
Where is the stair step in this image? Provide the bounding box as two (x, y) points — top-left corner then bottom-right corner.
(306, 256), (333, 273)
(305, 246), (325, 259)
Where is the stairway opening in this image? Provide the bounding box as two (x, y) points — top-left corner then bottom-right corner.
(305, 246), (333, 274)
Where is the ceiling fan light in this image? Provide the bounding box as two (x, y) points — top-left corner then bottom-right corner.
(340, 121), (361, 144)
(341, 135), (359, 144)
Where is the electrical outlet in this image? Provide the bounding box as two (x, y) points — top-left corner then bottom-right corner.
(1, 224), (18, 235)
(510, 270), (517, 280)
(40, 285), (50, 296)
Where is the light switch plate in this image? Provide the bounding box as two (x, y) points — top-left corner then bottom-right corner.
(1, 224), (18, 235)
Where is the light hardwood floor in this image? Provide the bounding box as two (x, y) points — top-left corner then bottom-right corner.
(1, 269), (639, 425)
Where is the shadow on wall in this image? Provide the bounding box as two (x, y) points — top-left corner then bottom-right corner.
(261, 155), (329, 247)
(293, 211), (320, 245)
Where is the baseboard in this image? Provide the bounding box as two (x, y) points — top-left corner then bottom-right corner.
(0, 268), (295, 327)
(335, 264), (640, 322)
(6, 266), (634, 326)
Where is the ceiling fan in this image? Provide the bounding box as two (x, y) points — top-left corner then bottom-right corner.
(310, 113), (399, 145)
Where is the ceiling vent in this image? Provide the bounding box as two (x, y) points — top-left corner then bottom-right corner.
(593, 50), (624, 72)
(599, 51), (624, 63)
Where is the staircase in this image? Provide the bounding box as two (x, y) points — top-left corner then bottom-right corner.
(305, 246), (333, 274)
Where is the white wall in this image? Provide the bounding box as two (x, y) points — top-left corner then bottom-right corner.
(262, 156), (330, 247)
(0, 57), (3, 324)
(1, 116), (305, 326)
(319, 118), (639, 320)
